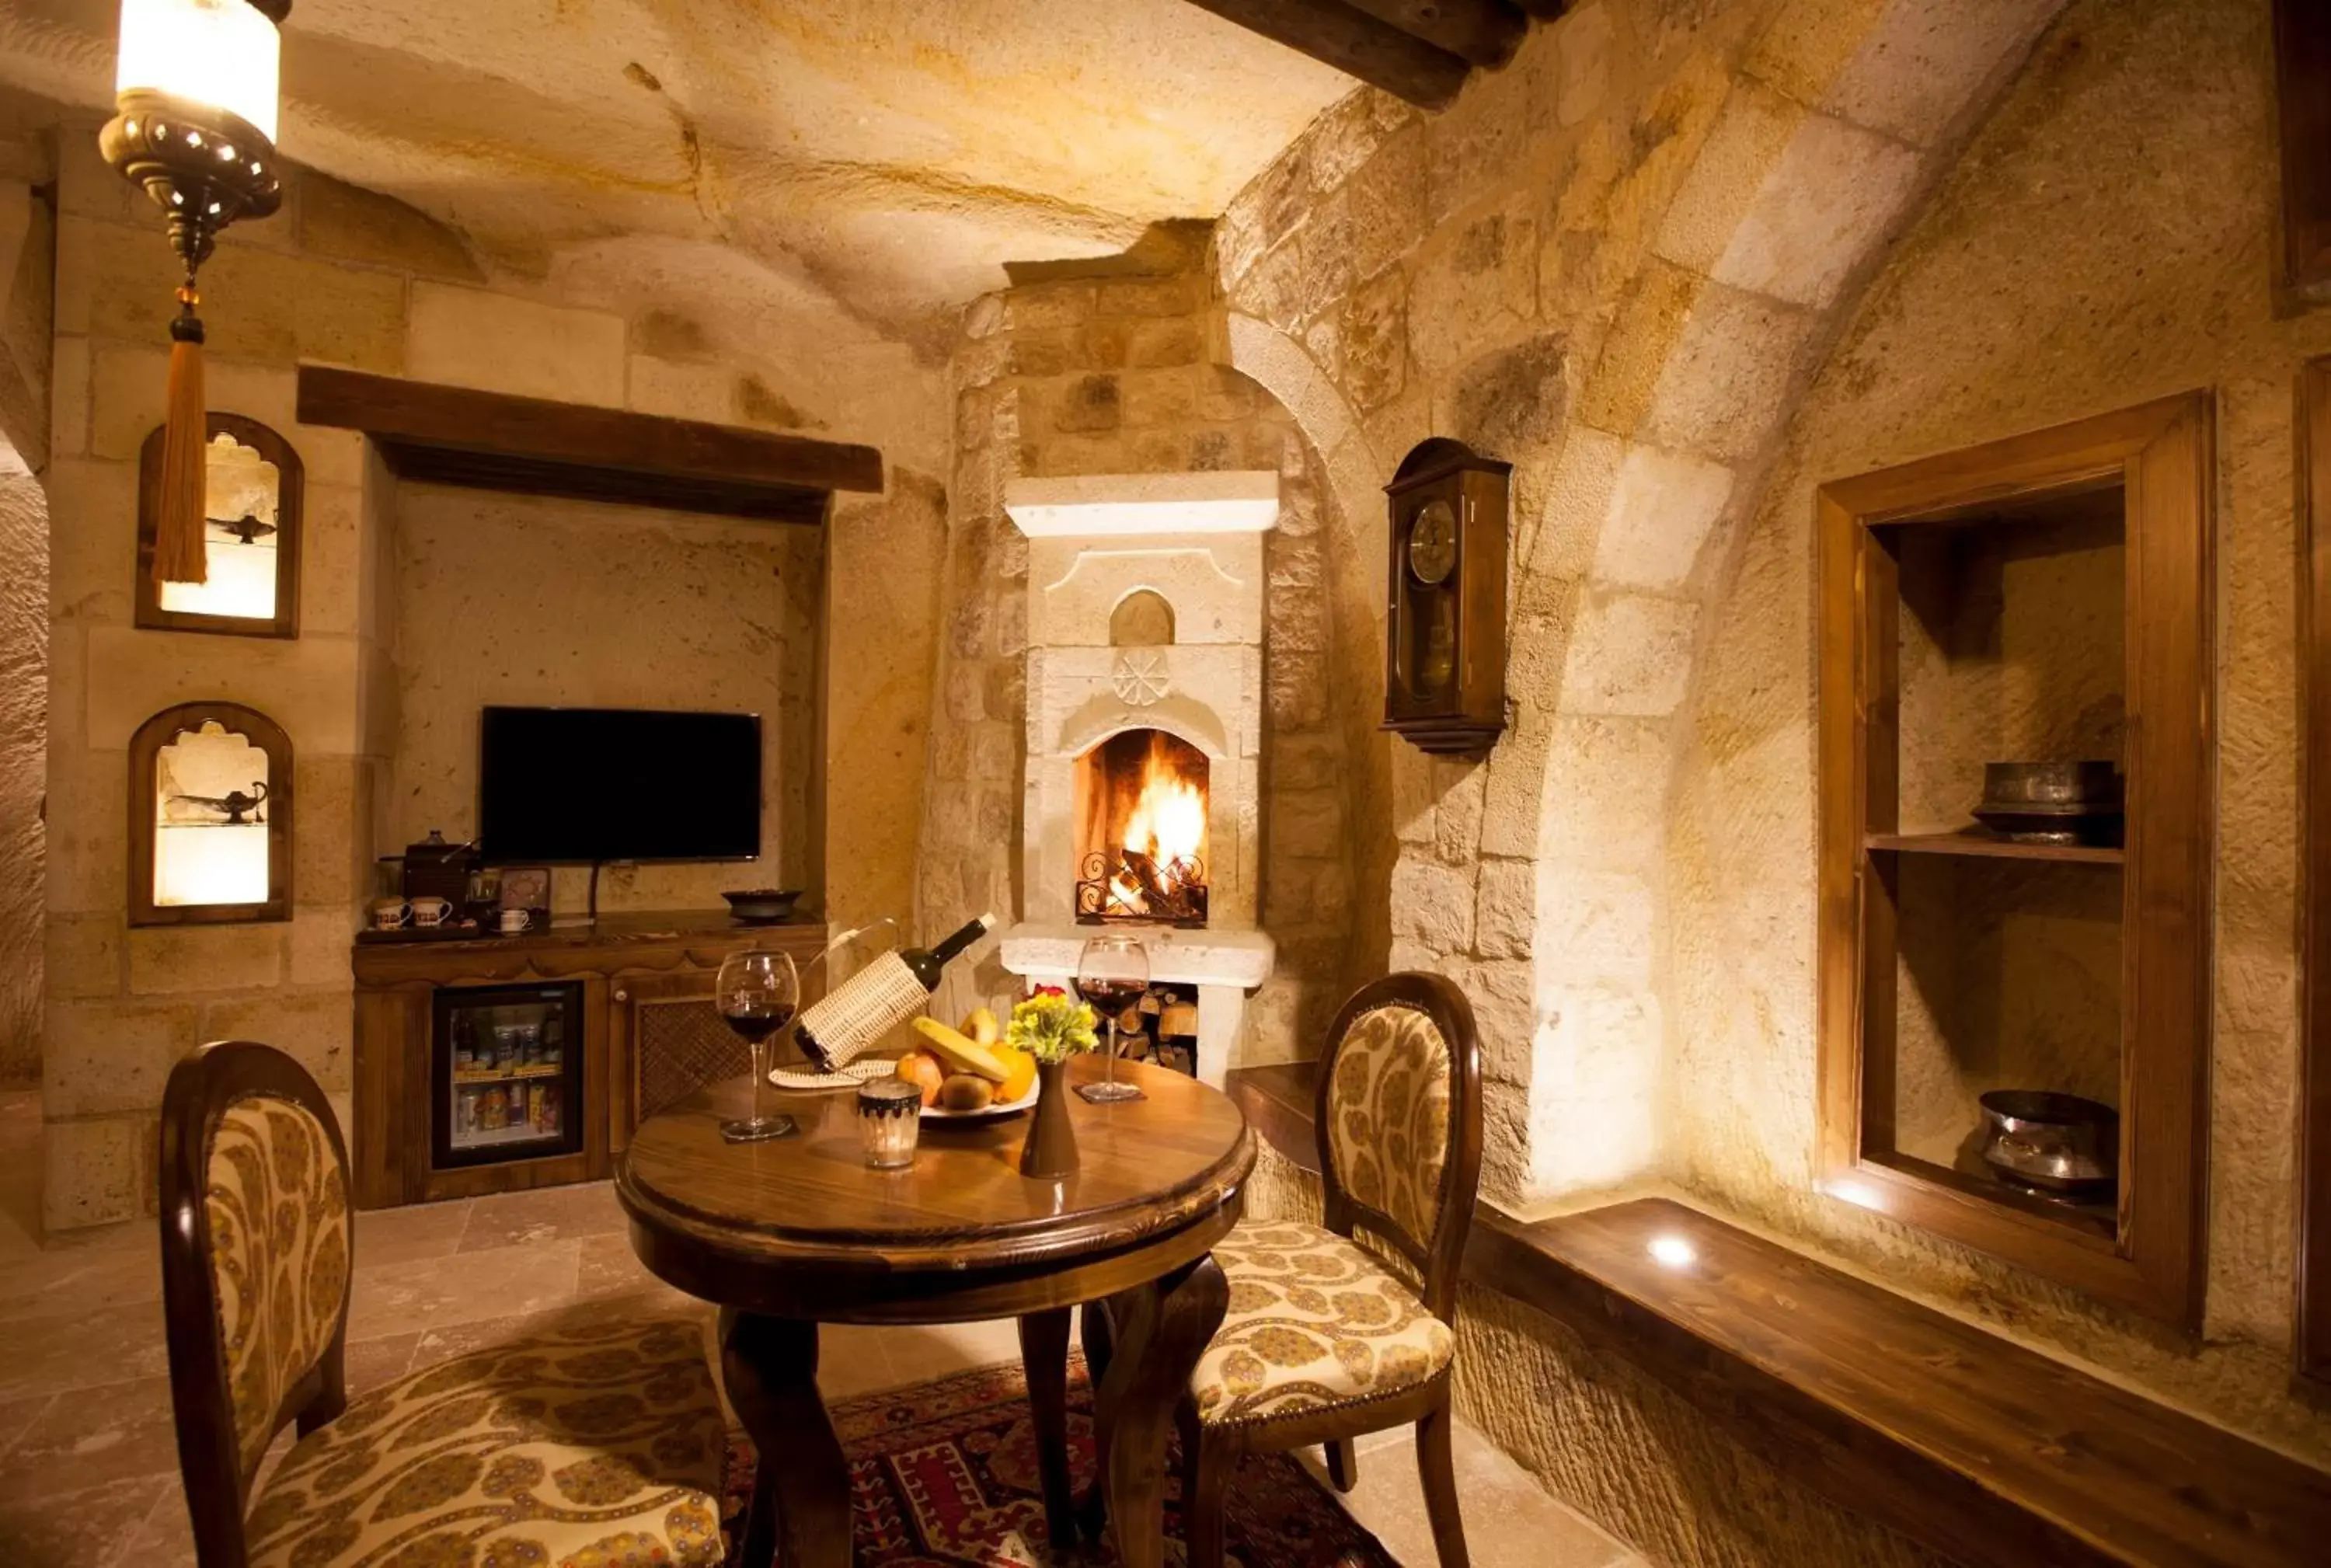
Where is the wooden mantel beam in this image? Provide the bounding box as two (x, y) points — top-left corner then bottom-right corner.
(1340, 0), (1528, 68)
(1180, 0), (1473, 108)
(295, 365), (883, 525)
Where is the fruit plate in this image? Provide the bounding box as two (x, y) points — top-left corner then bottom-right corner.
(919, 1081), (1040, 1122)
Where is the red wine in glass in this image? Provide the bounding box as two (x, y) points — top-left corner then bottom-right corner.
(1075, 936), (1149, 1103)
(718, 950), (800, 1141)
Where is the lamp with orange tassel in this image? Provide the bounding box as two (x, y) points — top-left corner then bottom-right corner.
(99, 0), (291, 587)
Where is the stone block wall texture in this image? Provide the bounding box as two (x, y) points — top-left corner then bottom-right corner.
(0, 467), (43, 1087)
(35, 124), (945, 1231)
(1671, 0), (2331, 1462)
(1209, 0), (2065, 1206)
(919, 239), (1386, 1064)
(387, 486), (823, 911)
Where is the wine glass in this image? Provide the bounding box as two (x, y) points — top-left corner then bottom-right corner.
(1075, 935), (1150, 1104)
(717, 949), (801, 1143)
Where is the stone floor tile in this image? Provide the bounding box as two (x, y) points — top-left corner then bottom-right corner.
(1297, 1420), (1634, 1568)
(0, 1392), (55, 1460)
(0, 1298), (172, 1402)
(0, 1473), (173, 1568)
(459, 1181), (625, 1252)
(575, 1230), (663, 1298)
(111, 1485), (200, 1568)
(409, 1287), (713, 1367)
(0, 1375), (181, 1507)
(346, 1330), (423, 1393)
(876, 1318), (1040, 1385)
(350, 1196), (472, 1268)
(344, 1238), (583, 1339)
(0, 1236), (162, 1325)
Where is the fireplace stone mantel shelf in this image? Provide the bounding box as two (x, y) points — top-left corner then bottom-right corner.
(997, 922), (1275, 1089)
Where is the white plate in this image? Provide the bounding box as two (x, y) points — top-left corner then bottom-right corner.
(919, 1080), (1040, 1121)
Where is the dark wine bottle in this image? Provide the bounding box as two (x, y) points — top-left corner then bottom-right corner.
(793, 912), (997, 1072)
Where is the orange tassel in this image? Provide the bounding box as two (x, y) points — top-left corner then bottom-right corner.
(152, 287), (208, 587)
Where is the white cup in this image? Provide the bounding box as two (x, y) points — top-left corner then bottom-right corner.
(411, 897), (452, 928)
(371, 900), (409, 930)
(497, 908), (530, 934)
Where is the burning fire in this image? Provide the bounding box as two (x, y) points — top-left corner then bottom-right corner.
(1098, 733), (1208, 922)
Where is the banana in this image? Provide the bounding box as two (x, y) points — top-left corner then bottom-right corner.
(911, 1016), (1010, 1082)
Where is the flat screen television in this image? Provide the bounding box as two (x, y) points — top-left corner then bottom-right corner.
(479, 706), (761, 864)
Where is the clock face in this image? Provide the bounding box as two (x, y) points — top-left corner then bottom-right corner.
(1408, 498), (1458, 586)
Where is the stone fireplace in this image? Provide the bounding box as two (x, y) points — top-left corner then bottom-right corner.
(998, 472), (1278, 1087)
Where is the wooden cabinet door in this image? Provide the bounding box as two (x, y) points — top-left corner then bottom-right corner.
(611, 967), (732, 1152)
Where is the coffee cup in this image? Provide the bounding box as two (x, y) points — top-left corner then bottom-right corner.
(411, 897), (453, 928)
(371, 899), (409, 930)
(497, 908), (530, 934)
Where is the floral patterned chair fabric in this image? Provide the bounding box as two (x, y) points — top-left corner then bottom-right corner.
(1324, 1002), (1454, 1259)
(206, 1095), (353, 1487)
(1190, 1220), (1455, 1427)
(1172, 974), (1481, 1568)
(245, 1315), (728, 1568)
(160, 1041), (729, 1568)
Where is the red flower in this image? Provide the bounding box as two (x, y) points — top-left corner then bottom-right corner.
(1033, 984), (1066, 998)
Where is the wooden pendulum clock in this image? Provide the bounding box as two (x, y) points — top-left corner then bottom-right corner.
(1382, 437), (1510, 756)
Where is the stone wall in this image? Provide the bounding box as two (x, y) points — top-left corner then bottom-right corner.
(0, 124), (53, 1088)
(1671, 0), (2331, 1461)
(1208, 0), (2063, 1200)
(918, 233), (1382, 1064)
(33, 122), (944, 1231)
(0, 465), (43, 1087)
(386, 485), (824, 911)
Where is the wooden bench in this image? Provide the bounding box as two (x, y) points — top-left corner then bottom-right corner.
(1220, 1064), (2331, 1568)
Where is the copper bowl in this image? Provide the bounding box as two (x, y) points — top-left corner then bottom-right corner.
(1972, 761), (2122, 845)
(1977, 1089), (2117, 1197)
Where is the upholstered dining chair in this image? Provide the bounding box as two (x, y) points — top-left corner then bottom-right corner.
(1178, 971), (1483, 1568)
(160, 1040), (732, 1567)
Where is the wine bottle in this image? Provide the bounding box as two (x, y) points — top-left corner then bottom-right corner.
(794, 913), (996, 1072)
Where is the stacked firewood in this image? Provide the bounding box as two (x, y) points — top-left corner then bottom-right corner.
(1103, 983), (1201, 1077)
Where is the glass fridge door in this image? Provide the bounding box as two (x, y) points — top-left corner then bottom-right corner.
(434, 982), (584, 1169)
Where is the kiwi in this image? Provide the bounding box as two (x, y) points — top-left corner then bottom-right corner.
(938, 1073), (995, 1112)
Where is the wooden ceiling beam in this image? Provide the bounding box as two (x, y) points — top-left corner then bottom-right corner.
(1180, 0), (1472, 109)
(1339, 1), (1529, 69)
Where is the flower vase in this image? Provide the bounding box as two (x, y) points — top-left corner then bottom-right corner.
(1019, 1059), (1079, 1179)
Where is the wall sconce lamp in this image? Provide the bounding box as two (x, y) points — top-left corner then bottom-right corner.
(98, 0), (291, 588)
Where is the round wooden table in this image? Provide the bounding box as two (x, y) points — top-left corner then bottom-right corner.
(615, 1054), (1255, 1567)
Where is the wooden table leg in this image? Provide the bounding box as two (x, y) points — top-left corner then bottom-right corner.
(1017, 1308), (1078, 1552)
(1086, 1257), (1228, 1568)
(720, 1309), (852, 1567)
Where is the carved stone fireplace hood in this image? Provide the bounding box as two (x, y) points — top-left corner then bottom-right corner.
(998, 471), (1278, 1088)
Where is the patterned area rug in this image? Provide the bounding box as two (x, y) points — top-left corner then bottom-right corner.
(719, 1355), (1397, 1566)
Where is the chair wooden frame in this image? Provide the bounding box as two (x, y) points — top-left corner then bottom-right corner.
(1174, 970), (1484, 1568)
(161, 1040), (354, 1568)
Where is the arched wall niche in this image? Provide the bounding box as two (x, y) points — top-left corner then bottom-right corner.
(128, 701), (294, 927)
(135, 413), (305, 640)
(1110, 587), (1177, 646)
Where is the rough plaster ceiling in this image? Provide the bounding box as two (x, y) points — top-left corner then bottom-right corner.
(0, 0), (1352, 352)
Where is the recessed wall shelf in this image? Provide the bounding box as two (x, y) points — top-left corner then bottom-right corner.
(1818, 393), (2214, 1331)
(1864, 831), (2124, 866)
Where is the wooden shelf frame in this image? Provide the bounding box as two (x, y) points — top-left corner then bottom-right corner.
(2300, 356), (2331, 1383)
(1817, 393), (2214, 1330)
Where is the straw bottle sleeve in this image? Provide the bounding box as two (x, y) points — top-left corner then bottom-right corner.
(793, 913), (995, 1072)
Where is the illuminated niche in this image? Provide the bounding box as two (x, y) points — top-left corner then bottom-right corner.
(129, 702), (293, 926)
(136, 413), (304, 637)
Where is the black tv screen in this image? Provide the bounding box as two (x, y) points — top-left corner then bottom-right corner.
(479, 706), (761, 864)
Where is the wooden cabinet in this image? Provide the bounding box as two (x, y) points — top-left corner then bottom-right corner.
(1817, 395), (2214, 1329)
(351, 911), (825, 1208)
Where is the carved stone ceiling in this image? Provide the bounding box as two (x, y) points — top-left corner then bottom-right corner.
(0, 0), (1350, 351)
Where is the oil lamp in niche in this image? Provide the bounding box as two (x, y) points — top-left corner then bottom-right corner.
(131, 702), (293, 925)
(99, 0), (291, 589)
